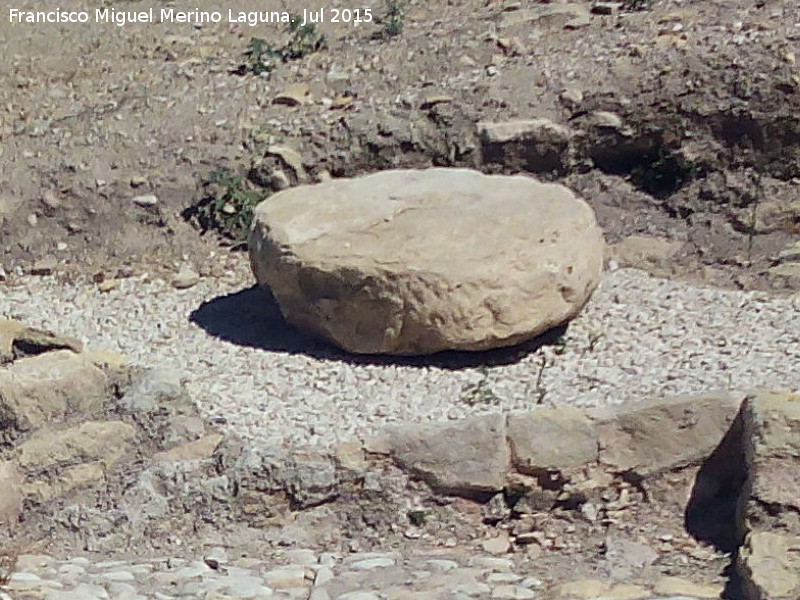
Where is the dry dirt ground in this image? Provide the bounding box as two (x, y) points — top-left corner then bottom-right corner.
(0, 0), (799, 591)
(1, 0), (799, 290)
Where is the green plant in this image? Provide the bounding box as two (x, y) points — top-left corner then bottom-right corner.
(186, 169), (270, 244)
(460, 367), (501, 407)
(586, 330), (604, 354)
(233, 17), (326, 76)
(235, 37), (281, 76)
(407, 509), (428, 526)
(377, 0), (405, 39)
(284, 14), (327, 60)
(620, 0), (653, 10)
(744, 168), (764, 263)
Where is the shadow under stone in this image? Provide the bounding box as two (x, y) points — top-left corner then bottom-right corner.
(189, 285), (568, 370)
(684, 408), (748, 554)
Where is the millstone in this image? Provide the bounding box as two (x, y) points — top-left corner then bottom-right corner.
(248, 168), (605, 355)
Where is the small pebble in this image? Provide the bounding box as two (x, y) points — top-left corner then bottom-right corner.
(133, 194), (159, 207)
(171, 269), (200, 290)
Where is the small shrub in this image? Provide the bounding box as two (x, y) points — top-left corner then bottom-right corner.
(586, 330), (604, 354)
(407, 509), (428, 526)
(744, 168), (764, 263)
(186, 169), (270, 245)
(233, 17), (326, 76)
(620, 0), (653, 10)
(460, 367), (501, 407)
(234, 37), (280, 76)
(284, 14), (327, 60)
(376, 0), (405, 39)
(532, 354), (548, 405)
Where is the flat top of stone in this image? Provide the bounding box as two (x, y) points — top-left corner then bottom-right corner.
(253, 168), (596, 275)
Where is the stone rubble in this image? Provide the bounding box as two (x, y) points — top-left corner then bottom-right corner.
(1, 323), (797, 599)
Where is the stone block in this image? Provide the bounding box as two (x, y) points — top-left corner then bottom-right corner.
(597, 392), (744, 476)
(387, 413), (509, 496)
(508, 407), (597, 473)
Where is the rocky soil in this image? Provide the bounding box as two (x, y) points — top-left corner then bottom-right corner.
(0, 0), (799, 290)
(1, 328), (798, 599)
(1, 0), (800, 599)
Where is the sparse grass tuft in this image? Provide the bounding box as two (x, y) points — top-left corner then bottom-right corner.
(744, 168), (764, 263)
(284, 15), (327, 60)
(185, 169), (270, 245)
(585, 330), (604, 354)
(375, 0), (406, 39)
(738, 137), (769, 264)
(234, 16), (327, 76)
(407, 509), (428, 526)
(460, 366), (501, 407)
(235, 37), (280, 76)
(620, 0), (653, 10)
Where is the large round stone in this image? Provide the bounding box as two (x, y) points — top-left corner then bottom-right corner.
(248, 168), (604, 355)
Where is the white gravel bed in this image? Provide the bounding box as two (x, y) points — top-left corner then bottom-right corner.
(2, 266), (799, 448)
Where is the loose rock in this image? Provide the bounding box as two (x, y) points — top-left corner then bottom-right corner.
(273, 84), (311, 106)
(249, 168), (604, 355)
(133, 194), (159, 207)
(29, 256), (56, 276)
(171, 268), (200, 290)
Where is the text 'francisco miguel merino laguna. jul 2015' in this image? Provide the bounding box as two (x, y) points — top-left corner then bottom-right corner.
(6, 7), (375, 27)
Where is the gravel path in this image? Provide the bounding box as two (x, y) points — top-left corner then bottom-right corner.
(2, 265), (799, 448)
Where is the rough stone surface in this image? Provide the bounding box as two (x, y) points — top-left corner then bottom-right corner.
(0, 319), (84, 364)
(16, 421), (137, 502)
(0, 460), (22, 525)
(231, 445), (342, 510)
(0, 319), (24, 364)
(171, 268), (200, 290)
(114, 368), (206, 451)
(602, 538), (659, 581)
(152, 433), (224, 462)
(596, 392), (744, 476)
(3, 0), (800, 593)
(736, 391), (800, 600)
(0, 350), (108, 438)
(249, 168), (604, 355)
(500, 4), (590, 28)
(8, 324), (83, 359)
(387, 413), (509, 496)
(508, 407), (598, 473)
(738, 531), (800, 600)
(651, 577), (723, 599)
(551, 578), (611, 598)
(478, 119), (574, 173)
(610, 235), (684, 270)
(0, 324), (794, 600)
(741, 391), (800, 511)
(600, 583), (652, 600)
